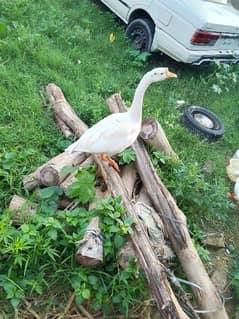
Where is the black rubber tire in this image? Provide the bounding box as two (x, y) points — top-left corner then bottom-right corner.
(125, 18), (154, 52)
(182, 105), (224, 140)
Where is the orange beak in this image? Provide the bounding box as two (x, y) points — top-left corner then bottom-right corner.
(166, 68), (177, 78)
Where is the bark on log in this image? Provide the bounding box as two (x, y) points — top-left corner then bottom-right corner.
(140, 118), (178, 160)
(106, 93), (229, 319)
(75, 216), (103, 267)
(9, 195), (36, 223)
(46, 83), (88, 137)
(54, 115), (73, 138)
(23, 152), (87, 191)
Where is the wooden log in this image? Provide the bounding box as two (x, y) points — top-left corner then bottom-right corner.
(23, 152), (87, 191)
(106, 93), (229, 319)
(120, 166), (174, 267)
(54, 115), (73, 138)
(140, 118), (178, 160)
(75, 216), (103, 267)
(120, 163), (137, 198)
(9, 195), (36, 223)
(46, 83), (88, 137)
(94, 156), (190, 319)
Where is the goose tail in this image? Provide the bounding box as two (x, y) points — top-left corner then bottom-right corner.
(65, 139), (82, 154)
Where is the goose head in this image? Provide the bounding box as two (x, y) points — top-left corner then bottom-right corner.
(145, 67), (177, 84)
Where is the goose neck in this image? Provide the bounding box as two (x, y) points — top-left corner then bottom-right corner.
(129, 77), (150, 123)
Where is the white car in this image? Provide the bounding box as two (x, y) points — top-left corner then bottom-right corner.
(100, 0), (239, 65)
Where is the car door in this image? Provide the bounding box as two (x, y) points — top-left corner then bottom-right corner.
(102, 1), (152, 22)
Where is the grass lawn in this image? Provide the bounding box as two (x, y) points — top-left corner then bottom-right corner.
(1, 0), (239, 317)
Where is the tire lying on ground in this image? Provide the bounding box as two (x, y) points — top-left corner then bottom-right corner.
(182, 105), (224, 140)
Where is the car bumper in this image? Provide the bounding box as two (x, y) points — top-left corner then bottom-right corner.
(152, 28), (239, 65)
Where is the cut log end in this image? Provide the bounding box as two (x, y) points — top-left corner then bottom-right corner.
(140, 118), (178, 161)
(75, 217), (103, 267)
(40, 165), (60, 186)
(140, 118), (158, 140)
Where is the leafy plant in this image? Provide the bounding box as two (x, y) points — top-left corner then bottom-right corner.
(128, 49), (151, 67)
(66, 169), (96, 204)
(211, 62), (238, 94)
(118, 148), (136, 165)
(0, 167), (145, 316)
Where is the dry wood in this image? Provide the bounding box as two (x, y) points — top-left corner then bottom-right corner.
(120, 165), (174, 262)
(94, 156), (190, 319)
(23, 152), (87, 191)
(120, 163), (137, 198)
(46, 83), (88, 137)
(106, 93), (229, 319)
(9, 195), (36, 223)
(52, 87), (190, 318)
(54, 115), (74, 138)
(140, 118), (178, 160)
(75, 216), (103, 267)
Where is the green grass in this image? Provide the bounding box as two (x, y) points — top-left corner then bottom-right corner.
(1, 0), (239, 316)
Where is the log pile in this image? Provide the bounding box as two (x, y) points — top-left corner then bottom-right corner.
(10, 83), (229, 319)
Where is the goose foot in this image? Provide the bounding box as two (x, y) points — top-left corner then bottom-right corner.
(99, 154), (120, 173)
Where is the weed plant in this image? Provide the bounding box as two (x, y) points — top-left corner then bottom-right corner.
(1, 0), (239, 315)
(0, 169), (146, 316)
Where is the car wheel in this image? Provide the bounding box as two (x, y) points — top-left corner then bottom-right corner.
(182, 105), (224, 140)
(125, 18), (154, 51)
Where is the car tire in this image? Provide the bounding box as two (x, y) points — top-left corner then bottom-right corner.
(125, 18), (154, 51)
(182, 105), (224, 140)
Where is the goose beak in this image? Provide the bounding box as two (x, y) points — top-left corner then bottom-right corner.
(166, 69), (177, 78)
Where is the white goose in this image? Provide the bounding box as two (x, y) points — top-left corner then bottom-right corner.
(66, 67), (177, 171)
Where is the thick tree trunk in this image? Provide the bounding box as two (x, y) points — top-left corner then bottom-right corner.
(106, 93), (229, 319)
(23, 152), (87, 191)
(140, 118), (178, 160)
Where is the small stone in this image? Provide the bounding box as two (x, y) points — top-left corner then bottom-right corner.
(202, 233), (225, 248)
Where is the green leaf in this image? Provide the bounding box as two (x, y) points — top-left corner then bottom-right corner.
(82, 288), (91, 299)
(109, 225), (119, 233)
(10, 297), (20, 308)
(114, 234), (124, 248)
(61, 165), (80, 175)
(88, 275), (98, 286)
(38, 186), (62, 199)
(47, 229), (58, 240)
(75, 294), (83, 305)
(112, 295), (122, 304)
(118, 148), (136, 165)
(124, 216), (134, 226)
(66, 170), (95, 204)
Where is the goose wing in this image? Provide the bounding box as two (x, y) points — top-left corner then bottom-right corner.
(66, 112), (139, 155)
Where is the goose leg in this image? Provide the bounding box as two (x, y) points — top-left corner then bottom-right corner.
(99, 154), (120, 173)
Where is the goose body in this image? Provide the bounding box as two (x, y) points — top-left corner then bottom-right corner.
(66, 68), (177, 166)
(66, 111), (140, 156)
